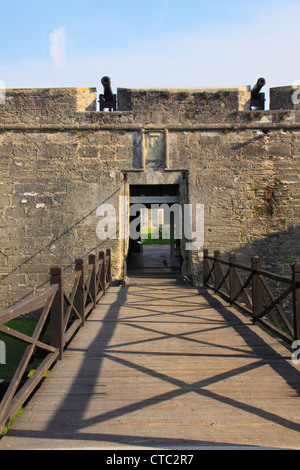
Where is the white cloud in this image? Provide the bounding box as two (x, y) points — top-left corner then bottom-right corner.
(49, 27), (66, 68)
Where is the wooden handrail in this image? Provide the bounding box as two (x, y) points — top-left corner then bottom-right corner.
(0, 285), (58, 325)
(0, 249), (112, 433)
(203, 249), (300, 346)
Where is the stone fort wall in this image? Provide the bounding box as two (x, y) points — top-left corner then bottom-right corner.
(0, 83), (299, 308)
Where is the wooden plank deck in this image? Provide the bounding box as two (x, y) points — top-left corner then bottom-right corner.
(1, 277), (300, 450)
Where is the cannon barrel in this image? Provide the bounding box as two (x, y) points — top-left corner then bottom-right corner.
(101, 76), (114, 102)
(251, 77), (266, 97)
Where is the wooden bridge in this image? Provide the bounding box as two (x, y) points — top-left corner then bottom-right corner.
(0, 250), (300, 450)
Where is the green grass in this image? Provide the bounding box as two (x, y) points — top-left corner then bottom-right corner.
(141, 227), (170, 244)
(0, 318), (49, 379)
(142, 239), (170, 245)
(0, 408), (23, 438)
(0, 318), (52, 438)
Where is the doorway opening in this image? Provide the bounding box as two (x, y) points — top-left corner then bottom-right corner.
(126, 184), (183, 277)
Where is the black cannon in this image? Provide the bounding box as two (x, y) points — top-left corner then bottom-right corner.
(250, 77), (266, 110)
(99, 76), (117, 111)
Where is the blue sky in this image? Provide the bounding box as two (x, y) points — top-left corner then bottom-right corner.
(0, 0), (300, 98)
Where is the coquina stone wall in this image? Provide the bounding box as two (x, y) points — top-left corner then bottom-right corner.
(0, 84), (299, 308)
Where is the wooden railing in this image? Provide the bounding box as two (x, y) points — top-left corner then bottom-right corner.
(203, 249), (300, 347)
(0, 249), (112, 433)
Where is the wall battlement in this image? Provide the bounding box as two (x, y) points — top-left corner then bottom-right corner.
(0, 84), (299, 128)
(117, 85), (251, 114)
(0, 87), (98, 124)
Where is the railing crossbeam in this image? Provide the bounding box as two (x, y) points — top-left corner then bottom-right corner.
(203, 250), (299, 346)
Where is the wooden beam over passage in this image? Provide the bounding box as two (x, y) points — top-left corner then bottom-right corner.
(130, 196), (179, 204)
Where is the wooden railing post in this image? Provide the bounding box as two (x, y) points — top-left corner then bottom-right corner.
(99, 251), (106, 295)
(203, 249), (209, 286)
(50, 266), (64, 360)
(214, 250), (221, 292)
(106, 249), (112, 287)
(252, 256), (262, 321)
(292, 263), (300, 340)
(229, 252), (238, 303)
(89, 254), (96, 308)
(75, 258), (85, 326)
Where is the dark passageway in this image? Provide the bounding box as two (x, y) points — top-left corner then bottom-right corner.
(127, 184), (183, 277)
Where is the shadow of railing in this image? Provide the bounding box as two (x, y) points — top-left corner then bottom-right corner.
(1, 188), (120, 310)
(3, 278), (300, 449)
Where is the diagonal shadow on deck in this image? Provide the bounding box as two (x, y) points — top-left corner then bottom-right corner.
(1, 279), (300, 450)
